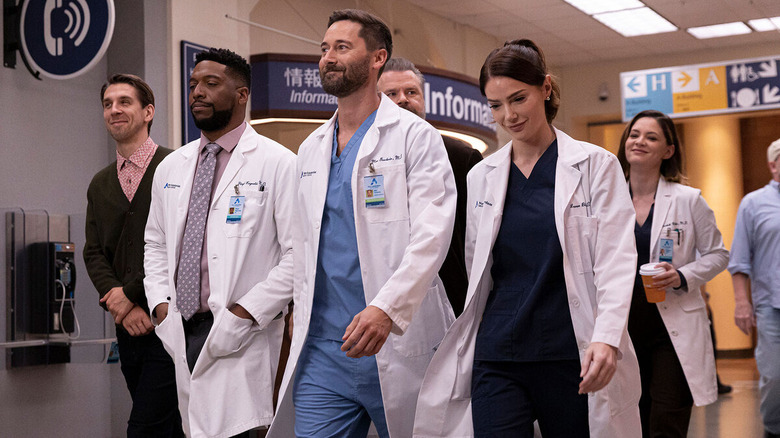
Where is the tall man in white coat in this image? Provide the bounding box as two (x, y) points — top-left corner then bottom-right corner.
(268, 9), (457, 438)
(144, 48), (295, 438)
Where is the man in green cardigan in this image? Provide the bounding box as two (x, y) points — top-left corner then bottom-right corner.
(84, 74), (183, 437)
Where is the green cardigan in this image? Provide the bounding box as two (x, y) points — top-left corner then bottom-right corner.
(83, 146), (172, 314)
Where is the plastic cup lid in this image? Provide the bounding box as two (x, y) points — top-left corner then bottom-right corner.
(639, 263), (665, 276)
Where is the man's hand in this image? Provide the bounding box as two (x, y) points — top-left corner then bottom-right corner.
(99, 287), (134, 324)
(341, 305), (393, 358)
(229, 303), (255, 321)
(579, 342), (618, 394)
(734, 301), (756, 335)
(732, 273), (755, 335)
(122, 305), (154, 336)
(154, 303), (169, 323)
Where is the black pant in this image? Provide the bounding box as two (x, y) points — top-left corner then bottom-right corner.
(634, 337), (693, 438)
(182, 312), (257, 438)
(182, 311), (214, 373)
(116, 329), (184, 438)
(471, 359), (589, 437)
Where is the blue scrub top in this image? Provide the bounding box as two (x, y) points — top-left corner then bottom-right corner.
(475, 140), (579, 362)
(309, 111), (378, 342)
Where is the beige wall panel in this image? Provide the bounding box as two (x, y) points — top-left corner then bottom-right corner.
(683, 116), (749, 351)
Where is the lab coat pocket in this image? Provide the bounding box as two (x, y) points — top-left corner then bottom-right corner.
(566, 216), (598, 274)
(393, 285), (450, 357)
(360, 163), (409, 223)
(207, 309), (254, 357)
(678, 290), (706, 312)
(223, 191), (267, 238)
(154, 313), (177, 359)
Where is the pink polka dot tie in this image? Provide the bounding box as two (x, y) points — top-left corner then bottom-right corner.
(177, 142), (221, 320)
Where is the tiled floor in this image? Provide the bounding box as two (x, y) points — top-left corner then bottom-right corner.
(688, 358), (765, 437)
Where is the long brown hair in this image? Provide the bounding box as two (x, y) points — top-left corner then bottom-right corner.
(618, 110), (686, 183)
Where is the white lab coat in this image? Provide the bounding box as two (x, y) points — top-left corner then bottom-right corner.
(413, 129), (642, 437)
(646, 177), (728, 406)
(144, 126), (296, 438)
(268, 94), (457, 438)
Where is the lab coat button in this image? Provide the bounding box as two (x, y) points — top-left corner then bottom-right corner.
(314, 220), (320, 229)
(670, 330), (679, 337)
(211, 254), (218, 260)
(572, 299), (580, 307)
(581, 342), (588, 350)
(662, 305), (668, 310)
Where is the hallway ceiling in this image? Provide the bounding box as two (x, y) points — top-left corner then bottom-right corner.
(406, 0), (780, 66)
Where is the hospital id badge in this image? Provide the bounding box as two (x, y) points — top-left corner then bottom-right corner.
(226, 196), (246, 223)
(363, 175), (386, 208)
(659, 238), (674, 263)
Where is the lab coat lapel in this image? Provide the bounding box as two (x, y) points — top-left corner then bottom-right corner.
(649, 177), (673, 260)
(553, 129), (588, 245)
(211, 130), (255, 206)
(465, 144), (510, 310)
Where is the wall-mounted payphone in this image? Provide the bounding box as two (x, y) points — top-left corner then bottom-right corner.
(29, 242), (77, 334)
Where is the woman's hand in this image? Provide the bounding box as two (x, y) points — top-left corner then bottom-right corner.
(579, 342), (618, 394)
(652, 262), (681, 289)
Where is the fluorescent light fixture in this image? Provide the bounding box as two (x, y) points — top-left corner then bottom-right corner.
(250, 118), (328, 125)
(593, 7), (677, 37)
(439, 130), (489, 154)
(748, 17), (780, 32)
(688, 22), (752, 39)
(563, 0), (644, 15)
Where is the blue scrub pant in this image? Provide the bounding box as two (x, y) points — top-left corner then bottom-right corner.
(471, 359), (588, 438)
(756, 305), (780, 434)
(293, 336), (389, 438)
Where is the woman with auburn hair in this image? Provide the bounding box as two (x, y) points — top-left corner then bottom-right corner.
(619, 109), (728, 437)
(414, 39), (641, 437)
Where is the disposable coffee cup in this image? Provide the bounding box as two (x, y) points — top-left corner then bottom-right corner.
(639, 263), (666, 303)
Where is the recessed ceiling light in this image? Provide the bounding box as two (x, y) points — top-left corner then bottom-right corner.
(593, 7), (678, 37)
(563, 0), (644, 15)
(563, 0), (645, 15)
(748, 17), (780, 32)
(688, 22), (752, 39)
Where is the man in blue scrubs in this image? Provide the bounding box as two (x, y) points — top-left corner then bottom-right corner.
(268, 9), (457, 438)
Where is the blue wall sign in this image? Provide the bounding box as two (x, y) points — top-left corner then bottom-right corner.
(20, 0), (115, 80)
(181, 41), (210, 144)
(250, 54), (496, 141)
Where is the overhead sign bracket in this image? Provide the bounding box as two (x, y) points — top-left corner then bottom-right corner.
(3, 0), (41, 79)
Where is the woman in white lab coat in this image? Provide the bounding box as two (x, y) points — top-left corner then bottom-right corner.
(618, 109), (728, 437)
(413, 39), (641, 437)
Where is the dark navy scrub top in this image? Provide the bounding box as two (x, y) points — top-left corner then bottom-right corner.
(627, 204), (669, 343)
(475, 140), (580, 362)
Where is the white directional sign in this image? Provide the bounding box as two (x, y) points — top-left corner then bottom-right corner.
(621, 54), (780, 121)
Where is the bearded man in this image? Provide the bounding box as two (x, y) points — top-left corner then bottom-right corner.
(268, 9), (457, 438)
(144, 48), (295, 438)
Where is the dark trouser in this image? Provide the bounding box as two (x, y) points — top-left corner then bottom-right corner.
(116, 329), (184, 438)
(635, 339), (693, 438)
(181, 312), (255, 438)
(471, 359), (589, 438)
(182, 311), (214, 373)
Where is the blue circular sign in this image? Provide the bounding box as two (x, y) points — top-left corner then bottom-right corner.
(20, 0), (115, 80)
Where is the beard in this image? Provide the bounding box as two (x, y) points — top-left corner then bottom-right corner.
(191, 104), (233, 132)
(320, 56), (371, 98)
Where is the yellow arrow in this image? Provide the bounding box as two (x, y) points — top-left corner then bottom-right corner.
(678, 71), (692, 88)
